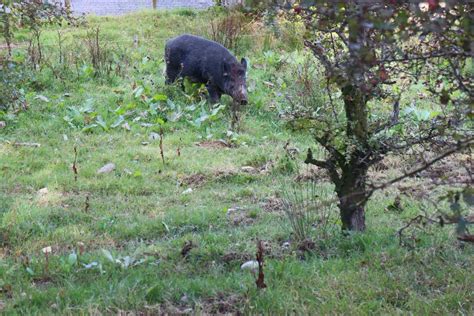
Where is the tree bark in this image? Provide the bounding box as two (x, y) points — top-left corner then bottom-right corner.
(337, 84), (370, 231)
(336, 164), (368, 231)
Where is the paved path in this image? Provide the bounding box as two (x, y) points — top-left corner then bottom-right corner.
(69, 0), (214, 16)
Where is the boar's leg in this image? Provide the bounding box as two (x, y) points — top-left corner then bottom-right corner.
(206, 84), (222, 104)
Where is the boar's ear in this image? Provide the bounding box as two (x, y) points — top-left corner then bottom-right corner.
(241, 58), (248, 71)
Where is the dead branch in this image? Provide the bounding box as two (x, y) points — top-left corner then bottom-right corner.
(73, 145), (78, 182)
(159, 127), (165, 165)
(12, 142), (41, 147)
(256, 240), (267, 289)
(367, 137), (473, 200)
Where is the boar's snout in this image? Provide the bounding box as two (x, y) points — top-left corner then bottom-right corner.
(233, 84), (248, 106)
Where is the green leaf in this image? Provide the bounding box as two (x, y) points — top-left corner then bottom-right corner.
(146, 283), (165, 303)
(152, 94), (167, 101)
(115, 107), (126, 115)
(166, 99), (176, 110)
(111, 116), (125, 128)
(162, 221), (170, 233)
(133, 87), (144, 99)
(68, 253), (78, 266)
(155, 117), (165, 125)
(102, 249), (114, 263)
(26, 267), (34, 276)
(96, 116), (108, 131)
(82, 124), (98, 132)
(133, 170), (142, 178)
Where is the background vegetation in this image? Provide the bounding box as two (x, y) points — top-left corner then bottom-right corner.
(0, 3), (472, 314)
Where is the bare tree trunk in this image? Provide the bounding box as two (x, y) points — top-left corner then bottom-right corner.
(152, 0), (158, 9)
(336, 165), (368, 231)
(337, 84), (370, 232)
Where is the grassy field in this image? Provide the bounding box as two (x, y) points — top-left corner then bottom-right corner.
(0, 9), (473, 314)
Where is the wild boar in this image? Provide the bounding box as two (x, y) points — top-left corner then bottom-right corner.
(164, 34), (248, 105)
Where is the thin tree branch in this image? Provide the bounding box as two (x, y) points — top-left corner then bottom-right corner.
(366, 137), (473, 200)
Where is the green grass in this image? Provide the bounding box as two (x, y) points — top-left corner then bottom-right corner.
(1, 8), (473, 315)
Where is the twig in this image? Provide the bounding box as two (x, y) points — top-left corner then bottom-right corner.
(72, 145), (78, 182)
(256, 240), (267, 289)
(12, 142), (41, 147)
(159, 127), (165, 165)
(84, 195), (90, 213)
(366, 138), (473, 200)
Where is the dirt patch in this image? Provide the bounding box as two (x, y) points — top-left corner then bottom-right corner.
(180, 173), (207, 187)
(0, 44), (21, 50)
(154, 302), (193, 315)
(201, 293), (244, 315)
(294, 166), (329, 182)
(418, 154), (471, 185)
(221, 252), (253, 264)
(371, 153), (471, 194)
(240, 160), (274, 175)
(261, 197), (285, 214)
(195, 139), (233, 149)
(33, 276), (54, 288)
(213, 168), (238, 179)
(226, 207), (256, 226)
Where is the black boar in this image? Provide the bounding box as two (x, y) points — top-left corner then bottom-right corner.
(164, 34), (248, 105)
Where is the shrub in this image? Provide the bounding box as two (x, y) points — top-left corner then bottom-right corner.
(0, 61), (31, 112)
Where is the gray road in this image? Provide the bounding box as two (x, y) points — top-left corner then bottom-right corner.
(68, 0), (214, 16)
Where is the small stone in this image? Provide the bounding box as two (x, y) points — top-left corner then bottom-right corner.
(282, 242), (291, 249)
(38, 188), (49, 195)
(122, 122), (131, 131)
(97, 163), (115, 174)
(182, 188), (193, 195)
(42, 246), (52, 254)
(240, 260), (259, 272)
(0, 121), (6, 129)
(226, 207), (245, 217)
(180, 295), (189, 303)
(149, 132), (160, 140)
(141, 142), (150, 146)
